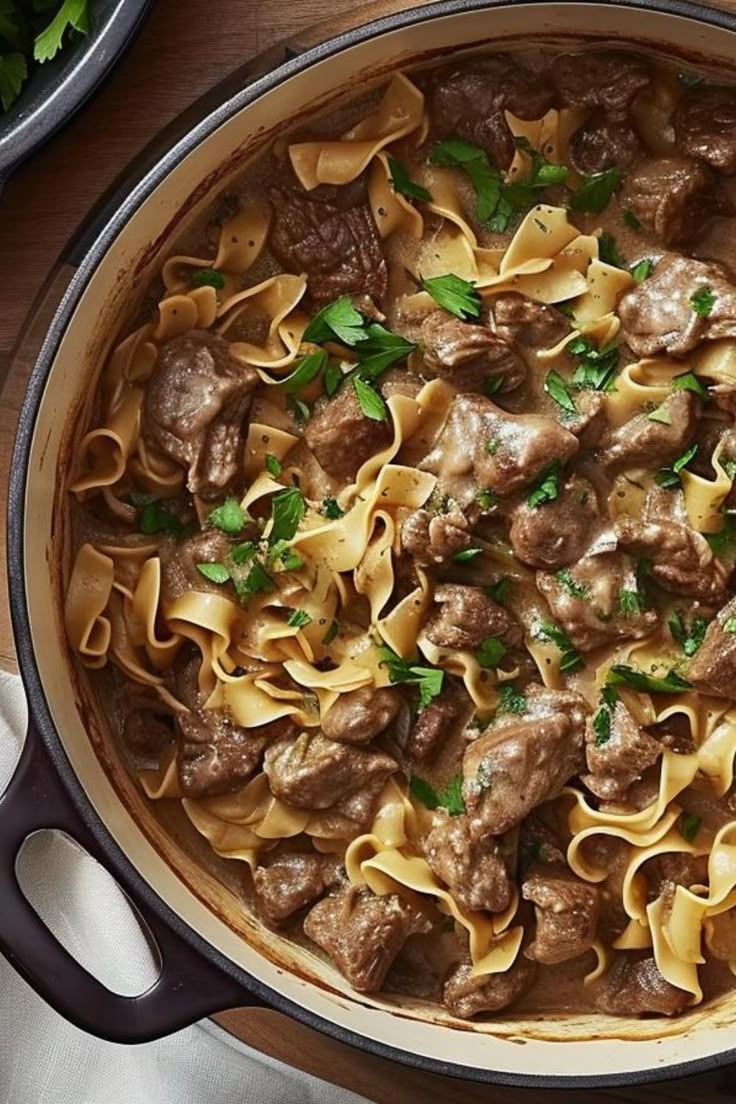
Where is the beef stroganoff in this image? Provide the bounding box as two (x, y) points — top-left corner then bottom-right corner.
(64, 48), (736, 1020)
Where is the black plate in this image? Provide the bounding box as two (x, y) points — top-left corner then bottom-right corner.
(0, 0), (152, 181)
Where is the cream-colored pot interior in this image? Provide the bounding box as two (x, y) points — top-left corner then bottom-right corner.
(23, 1), (736, 1080)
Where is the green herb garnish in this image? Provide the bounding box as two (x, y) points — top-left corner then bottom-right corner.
(569, 167), (622, 214)
(648, 405), (672, 425)
(630, 258), (654, 284)
(669, 611), (708, 657)
(568, 335), (620, 392)
(537, 620), (584, 672)
(196, 562), (231, 585)
(388, 155), (432, 202)
(192, 268), (226, 290)
(679, 812), (702, 843)
(379, 646), (444, 709)
(486, 578), (510, 605)
(278, 349), (327, 394)
(598, 233), (626, 269)
(475, 488), (498, 512)
(138, 501), (189, 538)
(606, 664), (692, 694)
(623, 209), (643, 231)
(208, 497), (247, 535)
(265, 454), (282, 478)
(303, 296), (367, 345)
(409, 774), (465, 816)
(618, 588), (643, 616)
(496, 684), (527, 715)
(287, 609), (312, 629)
(690, 286), (717, 318)
(269, 487), (306, 545)
(672, 371), (709, 401)
(528, 462), (561, 508)
(477, 637), (506, 668)
(545, 370), (577, 414)
(421, 273), (481, 320)
(322, 497), (344, 519)
(556, 569), (588, 599)
(352, 375), (388, 421)
(453, 546), (482, 563)
(654, 443), (699, 489)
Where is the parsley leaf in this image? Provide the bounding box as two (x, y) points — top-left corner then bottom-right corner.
(323, 358), (344, 397)
(477, 637), (506, 668)
(355, 323), (416, 379)
(138, 501), (189, 537)
(279, 349), (327, 394)
(569, 335), (620, 392)
(569, 167), (622, 214)
(409, 774), (465, 816)
(668, 611), (708, 657)
(679, 812), (701, 843)
(269, 487), (305, 545)
(654, 443), (698, 489)
(618, 588), (643, 616)
(429, 136), (501, 224)
(232, 560), (274, 601)
(537, 620), (584, 672)
(352, 375), (388, 421)
(321, 497), (344, 520)
(497, 684), (527, 715)
(230, 541), (257, 565)
(593, 704), (612, 746)
(556, 569), (588, 599)
(34, 0), (89, 63)
(453, 547), (482, 563)
(691, 286), (717, 318)
(379, 646), (444, 708)
(287, 609), (312, 629)
(528, 462), (561, 508)
(192, 268), (225, 290)
(648, 405), (672, 425)
(421, 273), (481, 320)
(606, 664), (692, 694)
(630, 258), (654, 284)
(209, 498), (247, 535)
(672, 371), (709, 401)
(196, 562), (231, 585)
(388, 155), (432, 202)
(707, 516), (736, 558)
(322, 619), (339, 645)
(486, 578), (510, 605)
(0, 51), (26, 111)
(303, 296), (367, 345)
(475, 488), (498, 512)
(265, 454), (282, 478)
(623, 209), (643, 231)
(409, 775), (439, 810)
(598, 233), (626, 269)
(724, 617), (736, 633)
(288, 397), (310, 425)
(545, 370), (577, 413)
(269, 540), (304, 573)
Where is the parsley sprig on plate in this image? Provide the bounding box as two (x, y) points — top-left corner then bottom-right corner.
(0, 0), (91, 112)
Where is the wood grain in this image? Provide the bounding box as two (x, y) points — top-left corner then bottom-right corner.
(2, 2), (736, 1099)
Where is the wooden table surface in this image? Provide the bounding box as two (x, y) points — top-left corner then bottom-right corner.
(2, 2), (736, 1100)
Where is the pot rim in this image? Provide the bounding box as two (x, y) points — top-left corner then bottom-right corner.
(9, 0), (736, 1085)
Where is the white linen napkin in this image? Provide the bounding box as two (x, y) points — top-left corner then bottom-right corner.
(0, 671), (369, 1104)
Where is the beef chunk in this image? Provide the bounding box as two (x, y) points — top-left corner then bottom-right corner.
(123, 709), (173, 757)
(674, 86), (736, 175)
(421, 310), (525, 393)
(431, 55), (554, 167)
(595, 953), (689, 1016)
(519, 813), (567, 870)
(443, 955), (536, 1019)
(621, 157), (725, 246)
(171, 652), (278, 796)
(400, 505), (471, 567)
(423, 814), (514, 913)
(160, 529), (235, 604)
(253, 851), (344, 926)
(522, 864), (600, 964)
(552, 51), (650, 116)
(304, 780), (386, 839)
(643, 852), (708, 903)
(615, 487), (728, 604)
(688, 596), (736, 697)
(424, 584), (522, 652)
(564, 392), (607, 451)
(407, 679), (470, 763)
(421, 393), (578, 502)
(263, 731), (397, 809)
(143, 330), (257, 499)
(321, 686), (401, 744)
(492, 292), (569, 349)
(618, 255), (736, 358)
(597, 390), (700, 473)
(582, 697), (663, 801)
(304, 385), (392, 482)
(570, 114), (642, 176)
(463, 688), (587, 833)
(509, 474), (599, 570)
(380, 368), (422, 401)
(303, 885), (430, 991)
(536, 552), (658, 652)
(269, 187), (387, 302)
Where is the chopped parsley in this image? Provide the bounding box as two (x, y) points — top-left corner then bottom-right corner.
(592, 686), (619, 747)
(630, 258), (654, 284)
(287, 609), (312, 629)
(352, 375), (388, 421)
(724, 617), (736, 634)
(137, 500), (189, 538)
(230, 541), (257, 566)
(485, 438), (500, 456)
(354, 322), (417, 380)
(192, 268), (225, 290)
(568, 335), (620, 392)
(483, 375), (505, 397)
(265, 454), (282, 478)
(647, 405), (672, 425)
(409, 774), (465, 816)
(486, 578), (510, 605)
(707, 516), (736, 558)
(654, 443), (698, 489)
(421, 273), (481, 320)
(232, 560), (274, 601)
(268, 487), (306, 545)
(196, 562), (231, 585)
(528, 462), (561, 509)
(208, 497), (248, 534)
(690, 286), (717, 318)
(623, 209), (643, 231)
(278, 349), (327, 394)
(321, 497), (344, 520)
(536, 620), (583, 673)
(606, 664), (692, 694)
(618, 588), (643, 616)
(379, 646), (444, 709)
(453, 546), (483, 563)
(477, 637), (507, 668)
(496, 684), (527, 715)
(288, 397), (310, 424)
(475, 488), (498, 512)
(679, 812), (702, 843)
(322, 619), (339, 645)
(598, 233), (626, 269)
(569, 167), (622, 214)
(545, 370), (577, 414)
(672, 371), (709, 401)
(556, 569), (588, 599)
(668, 610), (708, 657)
(388, 155), (432, 202)
(303, 296), (367, 345)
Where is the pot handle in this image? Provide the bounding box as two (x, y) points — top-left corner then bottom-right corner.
(0, 721), (257, 1043)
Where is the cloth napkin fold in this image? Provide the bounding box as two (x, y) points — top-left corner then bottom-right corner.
(0, 671), (368, 1104)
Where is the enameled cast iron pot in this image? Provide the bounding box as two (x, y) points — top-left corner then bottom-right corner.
(7, 0), (736, 1086)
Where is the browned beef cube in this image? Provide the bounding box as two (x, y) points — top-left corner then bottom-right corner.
(400, 506), (471, 567)
(552, 51), (650, 116)
(443, 955), (536, 1019)
(594, 953), (689, 1016)
(421, 310), (525, 393)
(621, 157), (727, 245)
(424, 584), (522, 652)
(269, 187), (387, 302)
(492, 293), (569, 350)
(303, 885), (430, 991)
(509, 475), (600, 570)
(688, 596), (736, 697)
(252, 850), (344, 926)
(570, 114), (642, 175)
(160, 530), (236, 604)
(583, 698), (663, 802)
(423, 814), (514, 914)
(596, 390), (700, 474)
(321, 686), (401, 745)
(675, 86), (736, 175)
(143, 330), (257, 499)
(522, 864), (600, 965)
(304, 385), (392, 483)
(263, 731), (396, 809)
(407, 679), (470, 763)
